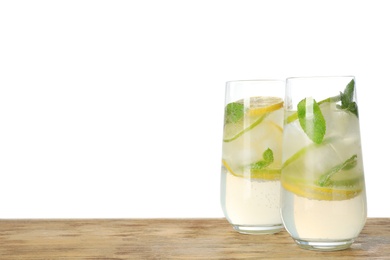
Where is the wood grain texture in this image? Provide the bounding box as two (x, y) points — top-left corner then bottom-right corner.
(0, 218), (389, 259)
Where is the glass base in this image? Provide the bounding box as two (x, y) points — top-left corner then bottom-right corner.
(293, 238), (354, 251)
(232, 224), (283, 235)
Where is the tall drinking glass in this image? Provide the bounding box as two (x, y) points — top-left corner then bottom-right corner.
(281, 76), (367, 250)
(221, 80), (284, 234)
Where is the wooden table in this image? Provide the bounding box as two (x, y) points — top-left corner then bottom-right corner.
(0, 218), (389, 259)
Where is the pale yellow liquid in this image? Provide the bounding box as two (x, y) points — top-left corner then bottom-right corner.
(281, 188), (367, 240)
(222, 172), (281, 226)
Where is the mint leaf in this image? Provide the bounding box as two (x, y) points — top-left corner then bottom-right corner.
(297, 98), (326, 144)
(341, 79), (354, 105)
(224, 102), (244, 124)
(338, 79), (358, 117)
(249, 148), (274, 170)
(263, 148), (273, 163)
(317, 154), (358, 187)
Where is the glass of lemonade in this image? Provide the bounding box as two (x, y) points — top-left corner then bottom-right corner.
(221, 80), (284, 234)
(281, 76), (367, 250)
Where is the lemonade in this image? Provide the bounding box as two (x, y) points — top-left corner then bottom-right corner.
(221, 94), (284, 234)
(280, 77), (367, 250)
(282, 189), (366, 241)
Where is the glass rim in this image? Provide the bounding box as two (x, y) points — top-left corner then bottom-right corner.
(286, 75), (355, 81)
(226, 79), (285, 84)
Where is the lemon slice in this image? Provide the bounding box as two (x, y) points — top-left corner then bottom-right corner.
(245, 96), (284, 116)
(282, 176), (363, 201)
(222, 159), (281, 180)
(223, 96), (283, 142)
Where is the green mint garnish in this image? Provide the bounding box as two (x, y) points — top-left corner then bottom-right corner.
(224, 102), (244, 124)
(317, 154), (358, 187)
(287, 79), (359, 124)
(338, 79), (358, 117)
(297, 97), (326, 144)
(249, 148), (274, 170)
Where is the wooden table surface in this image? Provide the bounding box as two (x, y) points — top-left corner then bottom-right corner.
(0, 218), (389, 259)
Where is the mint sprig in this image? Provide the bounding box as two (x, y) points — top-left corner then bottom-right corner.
(317, 154), (358, 187)
(249, 148), (274, 170)
(297, 98), (326, 144)
(224, 102), (244, 124)
(338, 79), (358, 117)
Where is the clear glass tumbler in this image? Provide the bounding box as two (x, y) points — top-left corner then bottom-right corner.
(281, 76), (367, 250)
(220, 80), (285, 234)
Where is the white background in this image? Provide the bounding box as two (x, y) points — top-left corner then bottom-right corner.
(1, 0), (389, 218)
